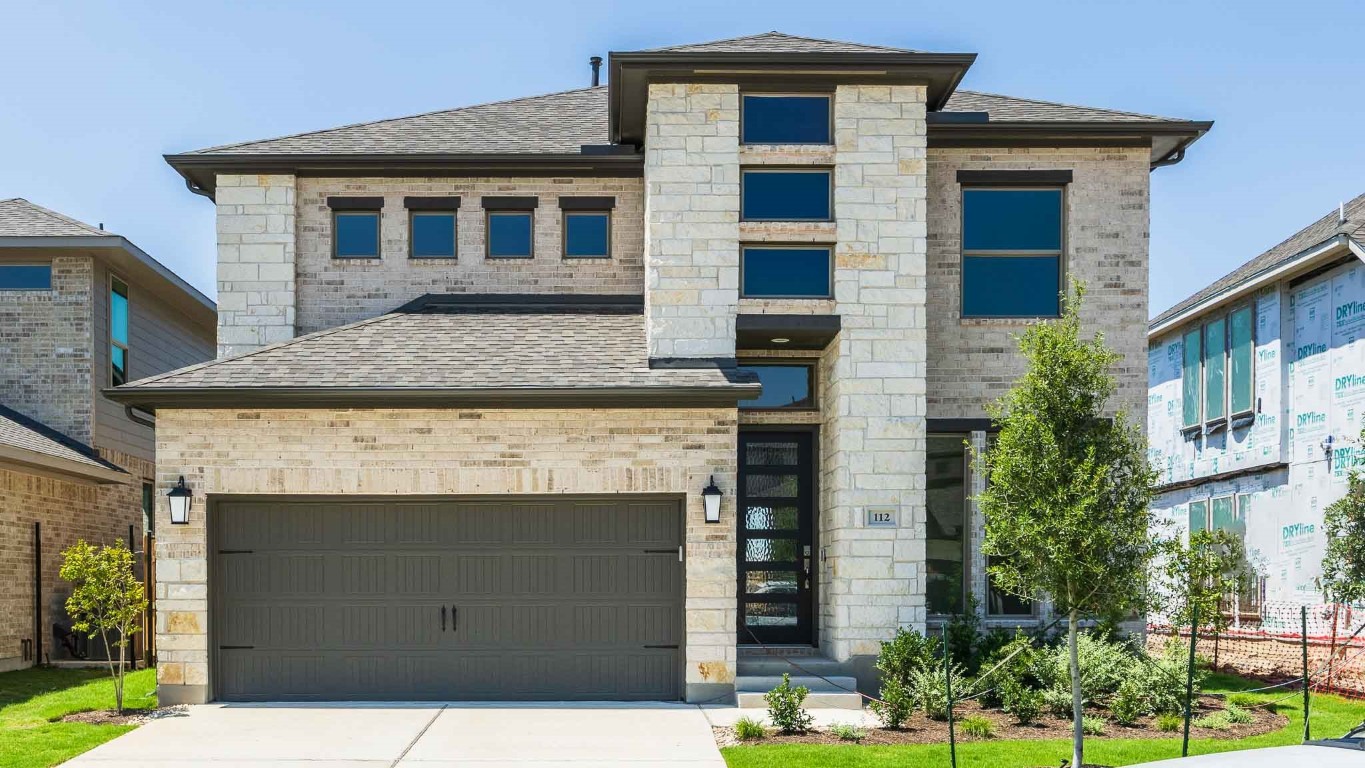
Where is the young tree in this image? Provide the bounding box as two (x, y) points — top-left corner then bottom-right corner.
(976, 285), (1160, 768)
(60, 540), (147, 714)
(1322, 448), (1365, 605)
(1161, 528), (1253, 636)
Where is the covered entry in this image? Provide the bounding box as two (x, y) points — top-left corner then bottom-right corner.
(212, 496), (683, 701)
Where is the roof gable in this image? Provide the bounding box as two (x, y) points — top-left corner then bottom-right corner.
(0, 404), (129, 484)
(0, 198), (113, 238)
(638, 31), (920, 54)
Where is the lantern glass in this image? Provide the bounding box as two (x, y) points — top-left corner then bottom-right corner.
(167, 477), (192, 525)
(702, 476), (722, 524)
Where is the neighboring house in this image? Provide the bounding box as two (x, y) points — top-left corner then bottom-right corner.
(110, 31), (1210, 705)
(1148, 194), (1365, 619)
(0, 198), (215, 672)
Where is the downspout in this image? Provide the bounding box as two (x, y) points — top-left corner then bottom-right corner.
(184, 177), (214, 201)
(125, 405), (155, 429)
(1150, 145), (1187, 171)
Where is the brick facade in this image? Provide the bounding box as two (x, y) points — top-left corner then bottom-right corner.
(215, 174), (297, 358)
(151, 407), (738, 704)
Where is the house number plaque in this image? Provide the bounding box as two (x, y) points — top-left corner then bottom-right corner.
(864, 507), (897, 528)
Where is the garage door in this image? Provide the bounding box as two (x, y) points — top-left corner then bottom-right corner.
(213, 497), (683, 701)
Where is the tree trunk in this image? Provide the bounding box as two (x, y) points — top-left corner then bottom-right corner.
(1069, 609), (1084, 768)
(99, 626), (121, 715)
(115, 631), (126, 715)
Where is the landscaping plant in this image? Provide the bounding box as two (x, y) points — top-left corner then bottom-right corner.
(58, 541), (146, 714)
(1156, 712), (1183, 732)
(960, 715), (995, 738)
(1161, 528), (1254, 637)
(1081, 715), (1107, 736)
(908, 663), (963, 722)
(1322, 440), (1365, 605)
(733, 716), (766, 740)
(870, 627), (940, 728)
(976, 283), (1161, 768)
(830, 722), (866, 742)
(764, 674), (814, 735)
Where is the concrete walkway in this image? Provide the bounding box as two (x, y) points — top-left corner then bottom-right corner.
(63, 702), (727, 767)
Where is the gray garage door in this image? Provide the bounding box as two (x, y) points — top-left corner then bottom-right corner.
(213, 497), (683, 701)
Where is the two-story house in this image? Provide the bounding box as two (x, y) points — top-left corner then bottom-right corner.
(1148, 194), (1365, 627)
(0, 198), (215, 672)
(110, 32), (1210, 705)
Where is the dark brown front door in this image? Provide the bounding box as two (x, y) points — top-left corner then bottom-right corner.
(737, 431), (815, 645)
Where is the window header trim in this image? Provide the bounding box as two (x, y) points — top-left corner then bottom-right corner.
(327, 196), (384, 210)
(481, 196), (539, 211)
(558, 196), (616, 211)
(403, 196), (461, 210)
(957, 169), (1073, 186)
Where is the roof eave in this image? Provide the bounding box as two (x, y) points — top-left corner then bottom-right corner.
(928, 120), (1213, 165)
(0, 444), (132, 485)
(103, 384), (762, 411)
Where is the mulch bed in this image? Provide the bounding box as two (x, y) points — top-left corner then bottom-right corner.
(58, 708), (158, 726)
(718, 695), (1287, 747)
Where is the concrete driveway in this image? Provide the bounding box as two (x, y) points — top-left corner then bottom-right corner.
(63, 702), (726, 767)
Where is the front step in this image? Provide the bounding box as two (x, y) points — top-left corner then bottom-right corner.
(735, 675), (864, 710)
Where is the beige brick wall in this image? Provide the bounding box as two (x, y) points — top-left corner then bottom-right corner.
(215, 174), (297, 358)
(926, 147), (1151, 421)
(0, 254), (94, 444)
(294, 177), (646, 335)
(152, 407), (738, 703)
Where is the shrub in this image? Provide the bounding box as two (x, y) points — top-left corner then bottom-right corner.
(1225, 692), (1259, 708)
(1042, 687), (1075, 718)
(1193, 712), (1231, 730)
(765, 674), (814, 735)
(960, 715), (995, 738)
(1035, 633), (1133, 705)
(1129, 641), (1199, 715)
(1156, 712), (1183, 732)
(1001, 679), (1042, 725)
(1081, 715), (1107, 736)
(872, 628), (941, 729)
(830, 722), (866, 742)
(1109, 680), (1145, 726)
(871, 675), (916, 729)
(976, 631), (1038, 708)
(1224, 705), (1253, 725)
(733, 716), (765, 740)
(909, 663), (964, 721)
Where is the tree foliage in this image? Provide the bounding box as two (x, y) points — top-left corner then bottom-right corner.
(976, 283), (1160, 768)
(1322, 448), (1365, 605)
(1161, 528), (1253, 633)
(60, 540), (146, 714)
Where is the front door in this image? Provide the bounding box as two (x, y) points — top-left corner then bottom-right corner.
(737, 431), (815, 644)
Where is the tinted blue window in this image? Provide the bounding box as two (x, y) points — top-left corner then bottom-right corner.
(962, 189), (1063, 251)
(334, 212), (379, 257)
(0, 264), (52, 290)
(962, 255), (1061, 317)
(488, 211), (533, 257)
(737, 365), (814, 409)
(742, 96), (831, 144)
(742, 247), (831, 297)
(411, 212), (455, 257)
(564, 212), (609, 257)
(742, 171), (831, 221)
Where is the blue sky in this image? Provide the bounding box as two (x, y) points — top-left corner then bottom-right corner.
(2, 1), (1361, 316)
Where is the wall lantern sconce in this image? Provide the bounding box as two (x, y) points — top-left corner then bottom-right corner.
(167, 476), (193, 525)
(702, 476), (723, 524)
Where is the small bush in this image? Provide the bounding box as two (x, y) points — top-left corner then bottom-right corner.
(1225, 692), (1259, 708)
(765, 674), (814, 735)
(1081, 715), (1107, 735)
(1002, 680), (1042, 725)
(871, 675), (916, 729)
(830, 722), (866, 742)
(908, 663), (965, 721)
(1156, 712), (1183, 732)
(1041, 687), (1075, 718)
(872, 627), (941, 728)
(1110, 680), (1145, 727)
(1035, 633), (1134, 705)
(1224, 704), (1253, 725)
(1193, 711), (1231, 730)
(959, 715), (994, 738)
(733, 716), (765, 740)
(976, 631), (1038, 708)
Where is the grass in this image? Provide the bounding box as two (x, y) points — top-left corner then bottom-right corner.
(722, 671), (1365, 768)
(0, 666), (156, 768)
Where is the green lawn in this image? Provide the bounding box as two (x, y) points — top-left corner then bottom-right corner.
(722, 673), (1365, 768)
(0, 666), (155, 768)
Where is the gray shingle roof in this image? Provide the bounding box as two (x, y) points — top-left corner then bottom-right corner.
(637, 31), (919, 54)
(943, 90), (1178, 123)
(189, 87), (608, 156)
(1151, 193), (1365, 329)
(117, 301), (756, 395)
(0, 198), (114, 238)
(0, 404), (128, 478)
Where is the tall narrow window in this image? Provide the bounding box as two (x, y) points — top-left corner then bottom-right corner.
(960, 188), (1064, 318)
(1204, 318), (1227, 422)
(1229, 306), (1254, 415)
(926, 435), (968, 615)
(1188, 499), (1208, 534)
(142, 482), (155, 534)
(110, 276), (129, 385)
(1210, 495), (1236, 532)
(1181, 328), (1202, 428)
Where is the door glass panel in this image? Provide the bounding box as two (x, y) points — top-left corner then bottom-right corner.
(746, 473), (798, 498)
(745, 538), (799, 562)
(745, 602), (798, 627)
(744, 505), (799, 531)
(746, 571), (799, 594)
(745, 441), (801, 465)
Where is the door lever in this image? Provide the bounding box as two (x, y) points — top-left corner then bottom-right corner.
(452, 605), (458, 633)
(441, 605), (447, 632)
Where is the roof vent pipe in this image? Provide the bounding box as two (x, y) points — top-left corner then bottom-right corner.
(590, 56), (602, 87)
(1341, 202), (1348, 225)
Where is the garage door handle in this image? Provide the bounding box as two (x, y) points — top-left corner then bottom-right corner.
(452, 606), (458, 633)
(441, 605), (446, 632)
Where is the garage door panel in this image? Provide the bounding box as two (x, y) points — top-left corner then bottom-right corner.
(627, 502), (683, 546)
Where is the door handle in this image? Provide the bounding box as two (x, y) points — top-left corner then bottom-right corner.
(441, 605), (446, 632)
(452, 605), (458, 633)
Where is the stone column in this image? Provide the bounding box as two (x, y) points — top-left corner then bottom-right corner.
(214, 174), (296, 358)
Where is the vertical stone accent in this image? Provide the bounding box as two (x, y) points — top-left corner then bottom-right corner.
(643, 84), (739, 360)
(215, 174), (296, 358)
(819, 85), (929, 662)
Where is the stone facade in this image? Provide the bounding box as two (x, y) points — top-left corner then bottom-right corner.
(293, 177), (646, 334)
(151, 407), (737, 704)
(215, 174), (297, 358)
(643, 83), (740, 360)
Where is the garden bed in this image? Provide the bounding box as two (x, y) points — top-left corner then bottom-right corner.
(716, 695), (1286, 747)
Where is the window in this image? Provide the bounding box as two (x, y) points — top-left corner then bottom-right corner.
(987, 556), (1034, 617)
(1204, 317), (1227, 422)
(960, 188), (1064, 318)
(410, 212), (456, 258)
(1229, 306), (1255, 415)
(0, 264), (52, 290)
(141, 482), (154, 534)
(741, 94), (831, 144)
(741, 246), (831, 298)
(1188, 499), (1208, 534)
(563, 212), (610, 258)
(1210, 495), (1236, 532)
(927, 434), (968, 615)
(487, 212), (533, 258)
(110, 276), (129, 386)
(741, 170), (832, 221)
(1181, 328), (1202, 428)
(334, 212), (380, 258)
(736, 364), (815, 409)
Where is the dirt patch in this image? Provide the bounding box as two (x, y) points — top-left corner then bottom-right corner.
(59, 708), (157, 726)
(717, 696), (1287, 747)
